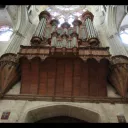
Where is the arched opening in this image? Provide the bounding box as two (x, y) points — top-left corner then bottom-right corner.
(24, 104), (100, 123)
(35, 116), (88, 123)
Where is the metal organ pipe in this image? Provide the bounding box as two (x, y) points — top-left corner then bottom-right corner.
(51, 25), (57, 33)
(51, 31), (59, 47)
(31, 11), (51, 44)
(72, 37), (78, 47)
(88, 18), (97, 38)
(85, 19), (91, 38)
(45, 26), (51, 39)
(38, 18), (46, 39)
(34, 18), (43, 37)
(72, 19), (82, 39)
(81, 26), (86, 40)
(61, 22), (70, 34)
(70, 32), (78, 47)
(51, 36), (57, 46)
(50, 19), (59, 47)
(75, 26), (79, 34)
(64, 28), (68, 35)
(89, 18), (95, 37)
(68, 37), (72, 48)
(87, 18), (93, 38)
(81, 10), (99, 46)
(62, 35), (67, 47)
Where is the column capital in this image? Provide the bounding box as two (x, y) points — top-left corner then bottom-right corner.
(50, 19), (59, 26)
(82, 10), (94, 21)
(72, 19), (82, 26)
(39, 11), (51, 21)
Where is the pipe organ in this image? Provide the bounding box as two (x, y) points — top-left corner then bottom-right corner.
(0, 10), (128, 101)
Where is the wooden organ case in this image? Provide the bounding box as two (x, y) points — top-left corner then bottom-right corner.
(1, 10), (128, 102)
(19, 10), (111, 99)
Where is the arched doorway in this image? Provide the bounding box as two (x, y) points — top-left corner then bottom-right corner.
(35, 116), (88, 123)
(23, 104), (100, 123)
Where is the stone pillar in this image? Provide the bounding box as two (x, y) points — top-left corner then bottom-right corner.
(31, 11), (51, 45)
(105, 6), (128, 56)
(107, 34), (128, 56)
(82, 10), (99, 46)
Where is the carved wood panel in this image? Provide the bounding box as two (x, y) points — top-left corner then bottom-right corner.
(21, 58), (31, 94)
(56, 59), (65, 96)
(20, 57), (108, 97)
(80, 62), (89, 96)
(88, 59), (99, 96)
(98, 60), (108, 96)
(29, 58), (40, 94)
(73, 59), (81, 96)
(64, 59), (72, 97)
(39, 60), (47, 96)
(47, 58), (56, 96)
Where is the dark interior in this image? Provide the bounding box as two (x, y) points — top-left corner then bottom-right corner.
(35, 116), (88, 123)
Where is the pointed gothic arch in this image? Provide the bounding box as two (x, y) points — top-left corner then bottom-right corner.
(20, 104), (100, 123)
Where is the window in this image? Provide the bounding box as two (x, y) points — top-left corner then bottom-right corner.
(0, 26), (13, 41)
(120, 28), (128, 44)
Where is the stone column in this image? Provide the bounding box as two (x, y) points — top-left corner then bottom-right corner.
(82, 10), (99, 46)
(31, 11), (51, 45)
(104, 6), (128, 56)
(107, 34), (128, 56)
(0, 6), (28, 97)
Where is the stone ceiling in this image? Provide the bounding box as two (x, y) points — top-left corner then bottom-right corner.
(45, 5), (87, 27)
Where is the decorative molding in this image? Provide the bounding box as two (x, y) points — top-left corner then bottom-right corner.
(2, 94), (128, 104)
(0, 54), (20, 97)
(108, 55), (128, 97)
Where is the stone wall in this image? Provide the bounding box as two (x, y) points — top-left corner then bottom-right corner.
(0, 100), (127, 123)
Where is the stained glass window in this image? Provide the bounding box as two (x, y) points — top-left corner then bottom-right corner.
(120, 28), (128, 44)
(0, 26), (13, 41)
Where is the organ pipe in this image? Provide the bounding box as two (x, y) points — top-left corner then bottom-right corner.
(30, 10), (99, 47)
(72, 19), (82, 37)
(82, 10), (99, 46)
(31, 11), (51, 44)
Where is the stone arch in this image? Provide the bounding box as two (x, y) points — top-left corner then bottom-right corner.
(21, 104), (100, 123)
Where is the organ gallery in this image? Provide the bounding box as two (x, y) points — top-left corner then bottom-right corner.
(0, 9), (128, 102)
